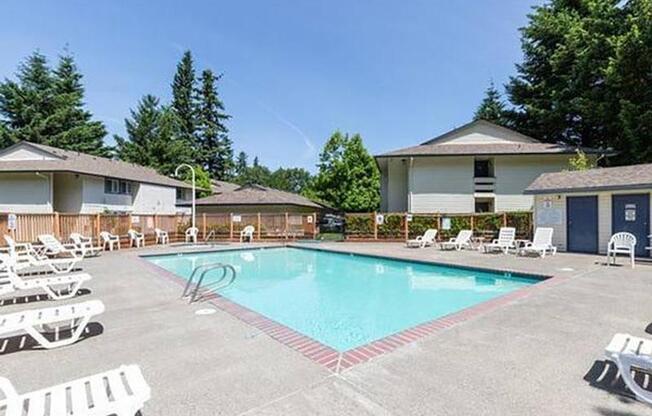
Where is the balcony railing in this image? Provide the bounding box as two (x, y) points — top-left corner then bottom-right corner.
(474, 176), (495, 193)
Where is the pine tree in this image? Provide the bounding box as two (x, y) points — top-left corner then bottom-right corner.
(196, 69), (232, 179)
(474, 81), (509, 127)
(171, 50), (198, 150)
(114, 94), (192, 175)
(235, 151), (248, 176)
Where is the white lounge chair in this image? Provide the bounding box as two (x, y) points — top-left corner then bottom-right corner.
(605, 333), (652, 405)
(0, 364), (150, 416)
(440, 230), (473, 251)
(70, 232), (102, 257)
(607, 232), (637, 268)
(0, 300), (104, 349)
(155, 228), (169, 244)
(240, 225), (255, 243)
(100, 231), (121, 251)
(128, 229), (145, 248)
(406, 229), (437, 248)
(185, 227), (199, 243)
(0, 253), (91, 300)
(482, 227), (516, 254)
(4, 235), (79, 274)
(38, 234), (81, 259)
(519, 227), (557, 258)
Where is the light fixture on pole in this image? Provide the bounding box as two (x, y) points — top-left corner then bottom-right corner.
(175, 164), (196, 231)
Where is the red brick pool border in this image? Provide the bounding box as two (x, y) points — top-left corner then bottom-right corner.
(139, 250), (568, 373)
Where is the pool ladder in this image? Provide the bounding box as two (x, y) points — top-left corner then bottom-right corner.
(182, 263), (237, 304)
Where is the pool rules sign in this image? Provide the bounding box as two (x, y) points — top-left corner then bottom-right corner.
(7, 213), (17, 231)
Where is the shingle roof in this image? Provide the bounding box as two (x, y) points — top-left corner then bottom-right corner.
(211, 179), (239, 194)
(525, 163), (652, 194)
(190, 184), (324, 209)
(376, 120), (608, 158)
(0, 142), (192, 189)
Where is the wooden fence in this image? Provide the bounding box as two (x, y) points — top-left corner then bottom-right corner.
(345, 211), (533, 241)
(0, 212), (319, 246)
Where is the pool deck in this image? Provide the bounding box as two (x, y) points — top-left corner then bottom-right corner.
(2, 242), (652, 415)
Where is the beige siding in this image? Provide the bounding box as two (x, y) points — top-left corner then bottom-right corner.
(410, 156), (474, 213)
(494, 155), (571, 212)
(534, 190), (652, 255)
(53, 173), (83, 212)
(386, 158), (407, 212)
(0, 146), (58, 161)
(0, 173), (53, 213)
(435, 123), (536, 145)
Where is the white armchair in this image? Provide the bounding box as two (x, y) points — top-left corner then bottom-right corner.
(128, 229), (145, 248)
(607, 232), (637, 268)
(185, 227), (199, 243)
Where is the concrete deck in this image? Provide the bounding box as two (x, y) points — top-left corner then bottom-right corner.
(2, 242), (652, 415)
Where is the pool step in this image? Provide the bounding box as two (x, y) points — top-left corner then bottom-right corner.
(181, 263), (237, 303)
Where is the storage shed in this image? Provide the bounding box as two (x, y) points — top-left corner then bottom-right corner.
(525, 164), (652, 256)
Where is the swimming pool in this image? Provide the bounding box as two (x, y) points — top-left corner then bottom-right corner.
(146, 247), (539, 352)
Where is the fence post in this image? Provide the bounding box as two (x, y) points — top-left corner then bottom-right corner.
(95, 213), (101, 244)
(373, 211), (378, 240)
(404, 212), (409, 241)
(53, 212), (60, 238)
(470, 214), (475, 233)
(229, 213), (234, 241)
(502, 212), (508, 227)
(284, 212), (289, 240)
(202, 213), (207, 239)
(312, 212), (317, 239)
(257, 213), (261, 240)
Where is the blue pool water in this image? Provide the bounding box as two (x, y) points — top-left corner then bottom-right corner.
(147, 247), (539, 351)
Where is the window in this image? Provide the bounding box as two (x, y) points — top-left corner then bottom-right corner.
(104, 179), (132, 195)
(474, 159), (494, 178)
(176, 188), (186, 200)
(475, 198), (495, 213)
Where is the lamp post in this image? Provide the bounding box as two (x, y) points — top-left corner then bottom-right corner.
(175, 164), (196, 231)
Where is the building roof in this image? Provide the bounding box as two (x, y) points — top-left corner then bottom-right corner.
(211, 179), (240, 194)
(0, 141), (193, 189)
(525, 163), (652, 194)
(190, 184), (325, 209)
(376, 120), (608, 158)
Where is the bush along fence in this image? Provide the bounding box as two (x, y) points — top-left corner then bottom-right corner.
(0, 212), (319, 247)
(345, 211), (533, 241)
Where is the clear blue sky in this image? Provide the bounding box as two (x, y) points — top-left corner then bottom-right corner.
(1, 0), (542, 171)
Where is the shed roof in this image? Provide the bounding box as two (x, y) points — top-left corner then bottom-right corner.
(190, 184), (325, 209)
(0, 142), (192, 189)
(525, 163), (652, 194)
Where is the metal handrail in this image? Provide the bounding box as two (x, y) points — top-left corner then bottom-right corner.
(190, 264), (237, 303)
(204, 230), (216, 243)
(182, 262), (230, 298)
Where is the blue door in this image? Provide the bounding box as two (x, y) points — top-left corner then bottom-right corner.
(612, 194), (650, 257)
(567, 196), (599, 253)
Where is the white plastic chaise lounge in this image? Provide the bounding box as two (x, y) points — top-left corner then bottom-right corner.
(519, 227), (557, 258)
(38, 234), (82, 260)
(0, 364), (150, 416)
(406, 229), (437, 248)
(154, 228), (169, 244)
(440, 230), (473, 251)
(100, 231), (121, 251)
(482, 227), (516, 254)
(70, 232), (102, 257)
(185, 227), (199, 243)
(4, 235), (79, 274)
(127, 229), (145, 248)
(605, 333), (652, 405)
(0, 253), (91, 300)
(240, 225), (255, 243)
(607, 232), (637, 269)
(0, 299), (104, 349)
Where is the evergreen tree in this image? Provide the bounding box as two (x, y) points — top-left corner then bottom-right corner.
(235, 151), (248, 176)
(171, 50), (198, 149)
(196, 69), (232, 179)
(474, 81), (509, 127)
(114, 94), (192, 175)
(311, 131), (380, 212)
(253, 156), (260, 168)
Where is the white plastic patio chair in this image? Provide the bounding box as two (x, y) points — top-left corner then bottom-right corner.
(0, 300), (104, 349)
(38, 234), (81, 259)
(128, 229), (145, 248)
(0, 364), (150, 416)
(605, 333), (652, 405)
(240, 225), (255, 243)
(0, 253), (91, 300)
(4, 235), (79, 274)
(70, 232), (101, 257)
(406, 229), (437, 248)
(185, 227), (199, 243)
(607, 232), (637, 268)
(482, 227), (516, 254)
(519, 227), (557, 258)
(100, 231), (121, 251)
(155, 228), (169, 244)
(440, 230), (473, 251)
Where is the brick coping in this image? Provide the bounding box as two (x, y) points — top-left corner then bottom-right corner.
(138, 249), (567, 373)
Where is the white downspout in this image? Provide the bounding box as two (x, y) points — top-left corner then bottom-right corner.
(408, 157), (414, 213)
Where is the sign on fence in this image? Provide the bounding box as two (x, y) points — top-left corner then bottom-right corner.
(232, 215), (242, 223)
(376, 214), (384, 225)
(441, 217), (451, 230)
(7, 214), (17, 230)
